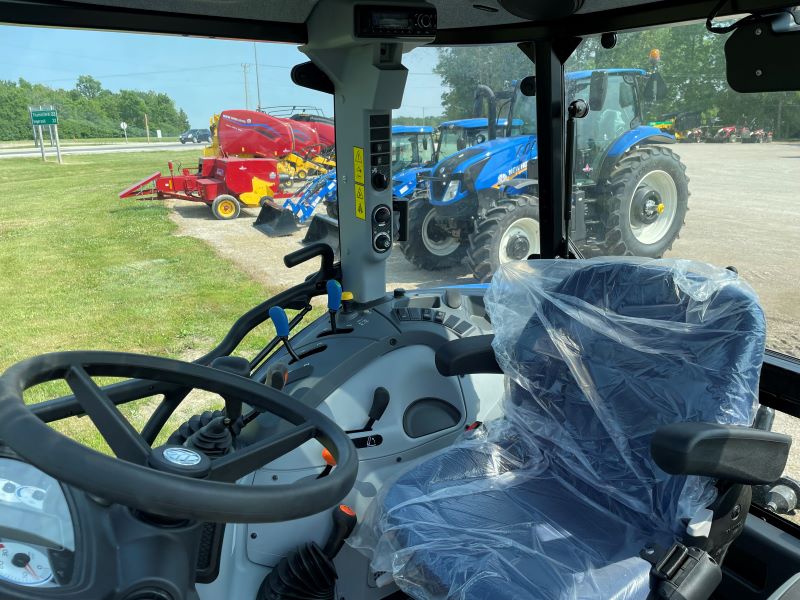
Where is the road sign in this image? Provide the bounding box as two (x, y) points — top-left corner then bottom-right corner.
(120, 121), (128, 130)
(30, 109), (58, 126)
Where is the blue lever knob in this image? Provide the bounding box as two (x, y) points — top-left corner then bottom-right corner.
(326, 280), (343, 312)
(269, 306), (290, 338)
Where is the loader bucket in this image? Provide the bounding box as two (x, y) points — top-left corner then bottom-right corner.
(302, 214), (340, 255)
(253, 201), (299, 237)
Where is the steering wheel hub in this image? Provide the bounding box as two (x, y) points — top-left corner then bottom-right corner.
(149, 446), (211, 477)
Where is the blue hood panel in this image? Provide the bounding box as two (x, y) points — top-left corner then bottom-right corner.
(429, 135), (538, 205)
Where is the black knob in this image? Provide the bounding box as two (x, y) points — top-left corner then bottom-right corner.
(374, 233), (391, 252)
(11, 553), (30, 568)
(373, 205), (391, 225)
(372, 171), (388, 190)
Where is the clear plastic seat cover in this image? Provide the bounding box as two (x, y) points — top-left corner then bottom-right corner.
(352, 258), (766, 600)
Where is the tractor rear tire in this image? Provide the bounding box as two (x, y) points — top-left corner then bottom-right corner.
(211, 194), (241, 220)
(399, 199), (466, 271)
(597, 146), (689, 258)
(466, 195), (540, 283)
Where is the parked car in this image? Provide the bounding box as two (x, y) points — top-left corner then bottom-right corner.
(179, 128), (211, 144)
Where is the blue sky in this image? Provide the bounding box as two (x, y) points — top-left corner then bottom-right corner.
(0, 25), (444, 127)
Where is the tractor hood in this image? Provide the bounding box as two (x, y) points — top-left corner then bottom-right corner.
(392, 166), (431, 198)
(429, 135), (537, 205)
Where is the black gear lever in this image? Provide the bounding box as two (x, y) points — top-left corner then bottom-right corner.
(346, 388), (390, 434)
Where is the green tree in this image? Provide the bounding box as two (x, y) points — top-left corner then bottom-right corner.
(434, 45), (532, 119)
(75, 75), (102, 100)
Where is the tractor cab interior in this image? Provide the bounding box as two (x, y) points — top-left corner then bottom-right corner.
(1, 1), (800, 600)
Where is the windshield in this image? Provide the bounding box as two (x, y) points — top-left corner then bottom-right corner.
(437, 127), (490, 159)
(391, 131), (435, 171)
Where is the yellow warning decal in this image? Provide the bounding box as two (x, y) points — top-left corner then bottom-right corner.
(355, 183), (366, 220)
(353, 147), (365, 185)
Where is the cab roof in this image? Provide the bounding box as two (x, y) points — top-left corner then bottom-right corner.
(392, 126), (435, 135)
(1, 0), (791, 46)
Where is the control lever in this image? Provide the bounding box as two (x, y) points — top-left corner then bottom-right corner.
(269, 306), (300, 362)
(317, 448), (336, 479)
(265, 362), (289, 391)
(326, 279), (342, 334)
(322, 505), (358, 559)
(210, 355), (250, 424)
(347, 387), (390, 434)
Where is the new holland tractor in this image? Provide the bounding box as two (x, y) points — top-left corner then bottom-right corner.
(401, 68), (689, 280)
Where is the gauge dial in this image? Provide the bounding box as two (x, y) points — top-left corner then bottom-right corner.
(16, 486), (46, 510)
(0, 542), (53, 586)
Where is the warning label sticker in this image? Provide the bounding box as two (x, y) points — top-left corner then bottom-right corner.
(353, 147), (365, 185)
(355, 183), (366, 220)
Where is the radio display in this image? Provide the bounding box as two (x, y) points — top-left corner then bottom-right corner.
(371, 11), (414, 29)
(355, 5), (437, 38)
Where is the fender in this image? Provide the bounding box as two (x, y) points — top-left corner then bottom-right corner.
(597, 126), (676, 179)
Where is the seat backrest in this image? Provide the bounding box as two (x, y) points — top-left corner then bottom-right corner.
(485, 259), (766, 531)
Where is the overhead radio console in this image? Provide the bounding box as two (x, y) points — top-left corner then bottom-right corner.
(354, 4), (437, 38)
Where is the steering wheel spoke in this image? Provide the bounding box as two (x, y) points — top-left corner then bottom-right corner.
(65, 365), (151, 464)
(209, 423), (317, 482)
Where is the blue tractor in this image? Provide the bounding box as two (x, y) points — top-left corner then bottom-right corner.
(402, 69), (689, 280)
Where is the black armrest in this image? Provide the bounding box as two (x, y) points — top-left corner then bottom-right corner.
(435, 335), (502, 377)
(651, 422), (791, 485)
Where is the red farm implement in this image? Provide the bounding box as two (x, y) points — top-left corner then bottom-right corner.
(118, 156), (291, 220)
(119, 109), (321, 220)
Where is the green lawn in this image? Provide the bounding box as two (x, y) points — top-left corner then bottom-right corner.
(0, 150), (293, 450)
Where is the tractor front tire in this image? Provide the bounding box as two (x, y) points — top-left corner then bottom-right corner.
(598, 146), (689, 258)
(399, 200), (466, 271)
(467, 195), (540, 283)
(211, 194), (241, 220)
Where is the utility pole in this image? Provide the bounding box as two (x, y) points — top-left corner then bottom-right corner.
(777, 99), (783, 140)
(144, 113), (150, 143)
(242, 63), (250, 110)
(253, 43), (262, 111)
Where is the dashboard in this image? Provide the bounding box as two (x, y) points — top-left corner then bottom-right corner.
(0, 456), (76, 589)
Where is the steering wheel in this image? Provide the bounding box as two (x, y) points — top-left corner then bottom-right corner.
(0, 351), (358, 523)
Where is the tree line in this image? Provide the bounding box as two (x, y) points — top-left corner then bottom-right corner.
(0, 75), (190, 141)
(432, 22), (800, 139)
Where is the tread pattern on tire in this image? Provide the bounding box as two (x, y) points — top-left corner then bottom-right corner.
(467, 194), (538, 283)
(596, 145), (690, 258)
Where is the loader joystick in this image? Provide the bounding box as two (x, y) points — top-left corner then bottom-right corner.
(326, 279), (342, 334)
(269, 306), (301, 362)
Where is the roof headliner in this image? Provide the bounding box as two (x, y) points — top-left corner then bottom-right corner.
(0, 0), (794, 45)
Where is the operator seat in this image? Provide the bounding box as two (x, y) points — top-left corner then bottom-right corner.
(360, 259), (771, 600)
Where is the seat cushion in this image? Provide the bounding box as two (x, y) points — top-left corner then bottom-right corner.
(376, 438), (657, 600)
